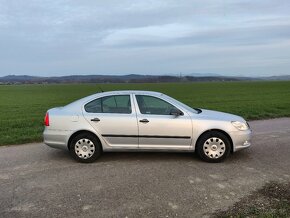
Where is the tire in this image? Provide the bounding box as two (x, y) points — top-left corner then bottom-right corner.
(196, 131), (231, 163)
(69, 132), (102, 163)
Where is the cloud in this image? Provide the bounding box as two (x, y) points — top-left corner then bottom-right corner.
(0, 0), (289, 76)
(101, 23), (194, 46)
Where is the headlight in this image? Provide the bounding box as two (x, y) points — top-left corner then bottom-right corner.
(231, 121), (249, 131)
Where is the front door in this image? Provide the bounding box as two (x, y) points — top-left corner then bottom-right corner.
(83, 94), (138, 148)
(134, 95), (192, 149)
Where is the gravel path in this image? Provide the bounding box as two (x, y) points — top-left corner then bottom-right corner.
(1, 118), (290, 218)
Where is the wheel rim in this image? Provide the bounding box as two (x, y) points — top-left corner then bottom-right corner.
(74, 138), (95, 159)
(203, 137), (226, 159)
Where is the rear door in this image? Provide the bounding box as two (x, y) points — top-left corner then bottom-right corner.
(83, 94), (138, 148)
(134, 94), (192, 149)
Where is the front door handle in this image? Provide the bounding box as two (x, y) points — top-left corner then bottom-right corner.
(139, 119), (149, 123)
(91, 118), (100, 122)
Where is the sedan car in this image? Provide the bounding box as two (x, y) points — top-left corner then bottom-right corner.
(43, 90), (251, 163)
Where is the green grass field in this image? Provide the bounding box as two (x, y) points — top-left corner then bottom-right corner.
(0, 81), (290, 146)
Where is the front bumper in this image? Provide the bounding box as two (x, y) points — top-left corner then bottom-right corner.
(230, 129), (252, 152)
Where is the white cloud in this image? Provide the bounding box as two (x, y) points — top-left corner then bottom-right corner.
(102, 23), (195, 46)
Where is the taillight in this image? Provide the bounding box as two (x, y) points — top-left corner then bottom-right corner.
(44, 112), (49, 126)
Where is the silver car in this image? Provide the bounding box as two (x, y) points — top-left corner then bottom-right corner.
(43, 90), (251, 163)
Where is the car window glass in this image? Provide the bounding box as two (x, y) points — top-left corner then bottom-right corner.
(84, 98), (102, 113)
(85, 95), (131, 114)
(136, 95), (177, 115)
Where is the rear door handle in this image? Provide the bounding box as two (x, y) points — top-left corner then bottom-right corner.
(91, 118), (100, 122)
(139, 119), (149, 123)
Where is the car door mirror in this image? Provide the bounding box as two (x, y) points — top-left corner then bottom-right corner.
(170, 108), (183, 116)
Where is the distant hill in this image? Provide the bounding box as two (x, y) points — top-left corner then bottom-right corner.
(260, 75), (290, 81)
(0, 74), (289, 84)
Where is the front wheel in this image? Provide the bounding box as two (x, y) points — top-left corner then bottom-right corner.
(69, 133), (102, 163)
(196, 131), (231, 163)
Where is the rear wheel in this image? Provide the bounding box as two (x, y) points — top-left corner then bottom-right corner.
(196, 131), (231, 163)
(69, 133), (102, 163)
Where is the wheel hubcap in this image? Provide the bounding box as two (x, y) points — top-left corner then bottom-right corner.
(82, 145), (88, 152)
(75, 138), (95, 159)
(211, 144), (217, 151)
(203, 137), (226, 159)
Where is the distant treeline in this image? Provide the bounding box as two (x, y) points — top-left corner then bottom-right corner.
(0, 74), (252, 84)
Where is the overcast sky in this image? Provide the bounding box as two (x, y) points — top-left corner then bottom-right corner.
(0, 0), (290, 77)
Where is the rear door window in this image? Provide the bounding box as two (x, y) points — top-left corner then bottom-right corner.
(85, 95), (131, 114)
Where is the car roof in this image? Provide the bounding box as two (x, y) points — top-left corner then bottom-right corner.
(96, 90), (164, 96)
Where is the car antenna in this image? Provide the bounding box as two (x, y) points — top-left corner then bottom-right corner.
(98, 86), (104, 92)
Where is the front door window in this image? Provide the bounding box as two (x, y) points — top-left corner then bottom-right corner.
(136, 95), (177, 115)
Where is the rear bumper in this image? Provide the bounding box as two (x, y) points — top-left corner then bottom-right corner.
(230, 129), (252, 152)
(43, 128), (70, 150)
